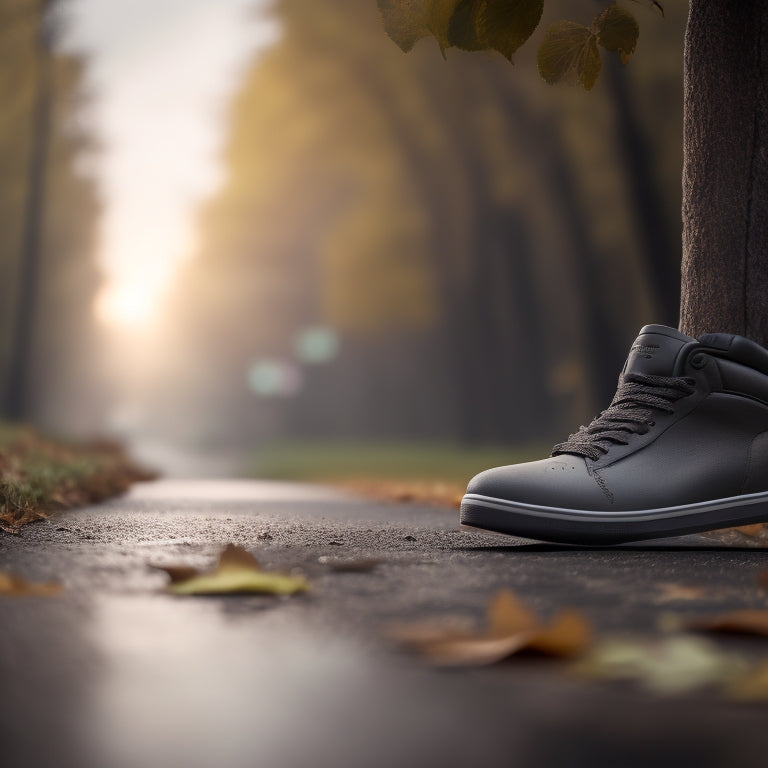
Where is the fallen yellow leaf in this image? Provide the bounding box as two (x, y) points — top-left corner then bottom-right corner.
(573, 636), (747, 695)
(160, 544), (308, 596)
(0, 571), (62, 597)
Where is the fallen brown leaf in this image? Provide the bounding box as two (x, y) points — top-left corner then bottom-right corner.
(421, 632), (535, 666)
(391, 589), (592, 666)
(732, 524), (765, 537)
(150, 564), (200, 584)
(654, 583), (707, 604)
(727, 659), (768, 701)
(700, 525), (768, 547)
(0, 522), (19, 535)
(218, 542), (261, 571)
(389, 618), (477, 648)
(334, 479), (464, 509)
(529, 611), (592, 657)
(159, 544), (308, 596)
(689, 610), (768, 639)
(0, 571), (62, 597)
(487, 590), (539, 635)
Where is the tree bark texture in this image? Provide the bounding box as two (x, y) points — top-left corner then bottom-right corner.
(5, 2), (53, 420)
(680, 0), (768, 345)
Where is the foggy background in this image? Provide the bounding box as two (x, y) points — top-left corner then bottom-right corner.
(0, 0), (688, 477)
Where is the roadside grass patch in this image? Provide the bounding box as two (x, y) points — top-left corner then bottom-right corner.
(0, 424), (154, 531)
(248, 440), (547, 508)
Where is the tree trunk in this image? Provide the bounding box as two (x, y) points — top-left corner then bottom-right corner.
(5, 1), (53, 420)
(680, 0), (768, 345)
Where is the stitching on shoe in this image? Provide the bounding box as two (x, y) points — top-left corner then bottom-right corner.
(740, 430), (768, 494)
(591, 468), (614, 504)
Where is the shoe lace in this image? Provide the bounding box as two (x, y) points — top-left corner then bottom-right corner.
(551, 373), (696, 461)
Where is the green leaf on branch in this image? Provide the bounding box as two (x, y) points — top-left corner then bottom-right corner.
(377, 0), (462, 54)
(594, 6), (639, 64)
(537, 21), (601, 91)
(475, 0), (544, 62)
(378, 0), (544, 61)
(447, 0), (485, 52)
(379, 0), (644, 88)
(629, 0), (663, 16)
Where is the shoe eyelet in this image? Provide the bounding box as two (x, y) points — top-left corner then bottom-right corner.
(690, 353), (707, 369)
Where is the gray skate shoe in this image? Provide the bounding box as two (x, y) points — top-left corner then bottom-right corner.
(461, 325), (768, 544)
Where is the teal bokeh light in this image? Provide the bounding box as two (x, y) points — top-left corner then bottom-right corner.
(247, 359), (302, 397)
(294, 326), (339, 364)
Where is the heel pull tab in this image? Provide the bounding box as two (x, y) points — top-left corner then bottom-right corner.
(697, 334), (768, 376)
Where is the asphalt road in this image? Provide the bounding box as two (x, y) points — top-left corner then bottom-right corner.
(2, 479), (768, 768)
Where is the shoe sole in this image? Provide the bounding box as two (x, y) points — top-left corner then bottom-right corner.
(460, 491), (768, 545)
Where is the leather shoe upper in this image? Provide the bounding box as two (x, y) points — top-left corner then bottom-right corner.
(467, 326), (768, 512)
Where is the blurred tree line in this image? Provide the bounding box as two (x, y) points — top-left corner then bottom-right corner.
(152, 0), (688, 448)
(0, 0), (103, 435)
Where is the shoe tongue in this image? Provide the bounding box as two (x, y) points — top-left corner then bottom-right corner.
(622, 325), (697, 376)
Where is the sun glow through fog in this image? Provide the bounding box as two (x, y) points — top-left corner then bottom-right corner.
(95, 280), (161, 329)
(65, 0), (279, 333)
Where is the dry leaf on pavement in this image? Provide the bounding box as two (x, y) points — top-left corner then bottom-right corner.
(654, 583), (707, 604)
(688, 610), (768, 639)
(150, 565), (200, 584)
(732, 524), (766, 536)
(157, 544), (308, 596)
(572, 636), (747, 695)
(318, 555), (382, 573)
(0, 571), (62, 597)
(391, 589), (592, 666)
(727, 659), (768, 701)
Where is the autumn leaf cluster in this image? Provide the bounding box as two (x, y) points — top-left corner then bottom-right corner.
(378, 0), (662, 90)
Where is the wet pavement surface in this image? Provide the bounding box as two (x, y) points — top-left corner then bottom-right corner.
(2, 479), (768, 767)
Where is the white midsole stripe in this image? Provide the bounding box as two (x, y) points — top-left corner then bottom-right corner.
(461, 491), (768, 523)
